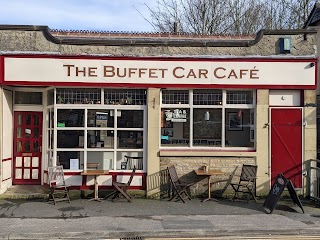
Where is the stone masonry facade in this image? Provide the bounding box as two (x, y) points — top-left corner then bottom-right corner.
(0, 26), (317, 199)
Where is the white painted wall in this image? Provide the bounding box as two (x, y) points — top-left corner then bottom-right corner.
(1, 89), (13, 193)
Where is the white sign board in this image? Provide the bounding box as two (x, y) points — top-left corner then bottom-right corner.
(4, 57), (317, 88)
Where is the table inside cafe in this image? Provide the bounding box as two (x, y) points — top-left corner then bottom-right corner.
(194, 168), (224, 202)
(81, 170), (109, 201)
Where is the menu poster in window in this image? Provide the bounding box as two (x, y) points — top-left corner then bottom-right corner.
(70, 159), (79, 170)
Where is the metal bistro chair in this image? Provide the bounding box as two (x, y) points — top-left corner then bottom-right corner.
(230, 164), (258, 203)
(48, 166), (71, 205)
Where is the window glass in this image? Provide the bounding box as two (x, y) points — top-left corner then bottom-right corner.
(57, 130), (84, 148)
(51, 89), (146, 171)
(117, 110), (143, 128)
(104, 89), (146, 105)
(116, 151), (143, 170)
(160, 89), (255, 149)
(161, 108), (189, 147)
(118, 131), (143, 149)
(162, 90), (189, 104)
(57, 109), (84, 127)
(57, 151), (84, 170)
(225, 109), (252, 147)
(14, 91), (42, 105)
(56, 88), (101, 104)
(87, 109), (114, 127)
(226, 90), (253, 104)
(193, 89), (222, 105)
(87, 151), (113, 170)
(88, 130), (114, 148)
(193, 109), (222, 147)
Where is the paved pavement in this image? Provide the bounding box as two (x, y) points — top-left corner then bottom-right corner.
(1, 189), (320, 240)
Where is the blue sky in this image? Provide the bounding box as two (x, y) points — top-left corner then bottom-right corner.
(0, 0), (157, 32)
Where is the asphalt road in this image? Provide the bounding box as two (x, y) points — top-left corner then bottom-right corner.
(0, 198), (320, 239)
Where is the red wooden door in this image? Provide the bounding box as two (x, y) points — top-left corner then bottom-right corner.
(13, 112), (42, 184)
(271, 108), (302, 188)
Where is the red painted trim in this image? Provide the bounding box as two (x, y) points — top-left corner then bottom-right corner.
(62, 171), (147, 190)
(2, 54), (317, 62)
(160, 149), (256, 153)
(316, 62), (319, 89)
(2, 177), (12, 182)
(2, 158), (12, 162)
(79, 185), (143, 190)
(0, 81), (316, 90)
(63, 171), (146, 176)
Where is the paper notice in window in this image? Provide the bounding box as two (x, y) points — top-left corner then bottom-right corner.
(70, 159), (79, 170)
(25, 129), (31, 134)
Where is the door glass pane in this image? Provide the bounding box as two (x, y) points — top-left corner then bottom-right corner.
(33, 141), (39, 152)
(17, 114), (22, 125)
(17, 127), (22, 138)
(25, 129), (31, 138)
(34, 115), (40, 125)
(16, 141), (22, 152)
(26, 114), (31, 125)
(34, 128), (39, 138)
(25, 141), (31, 152)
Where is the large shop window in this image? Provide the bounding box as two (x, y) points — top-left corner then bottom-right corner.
(50, 88), (146, 171)
(161, 89), (255, 149)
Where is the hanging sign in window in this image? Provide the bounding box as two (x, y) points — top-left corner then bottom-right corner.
(165, 109), (187, 122)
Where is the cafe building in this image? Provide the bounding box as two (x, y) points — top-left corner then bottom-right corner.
(0, 25), (317, 198)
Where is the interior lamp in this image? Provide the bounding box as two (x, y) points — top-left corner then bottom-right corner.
(204, 111), (210, 121)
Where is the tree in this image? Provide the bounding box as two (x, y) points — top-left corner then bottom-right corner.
(147, 0), (318, 35)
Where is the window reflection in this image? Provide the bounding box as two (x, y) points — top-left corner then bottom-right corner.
(192, 109), (222, 147)
(225, 109), (252, 147)
(160, 108), (189, 147)
(57, 109), (84, 127)
(57, 130), (84, 148)
(117, 110), (143, 128)
(118, 131), (143, 149)
(87, 109), (114, 127)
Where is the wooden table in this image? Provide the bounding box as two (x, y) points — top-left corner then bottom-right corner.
(195, 169), (224, 202)
(81, 170), (109, 201)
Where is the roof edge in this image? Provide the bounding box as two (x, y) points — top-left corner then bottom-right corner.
(0, 25), (317, 47)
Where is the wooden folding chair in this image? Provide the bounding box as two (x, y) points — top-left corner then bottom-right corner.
(230, 164), (258, 202)
(167, 165), (193, 203)
(105, 166), (136, 202)
(210, 166), (239, 198)
(48, 166), (71, 205)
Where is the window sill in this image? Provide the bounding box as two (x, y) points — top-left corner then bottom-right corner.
(159, 148), (256, 157)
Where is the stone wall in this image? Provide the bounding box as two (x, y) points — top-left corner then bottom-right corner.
(160, 156), (256, 197)
(0, 29), (316, 57)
